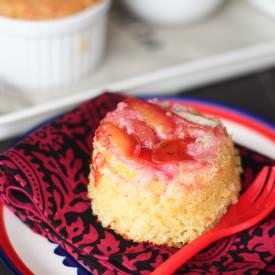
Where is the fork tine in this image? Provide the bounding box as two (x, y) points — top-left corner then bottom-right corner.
(241, 166), (270, 203)
(264, 186), (275, 211)
(253, 166), (275, 206)
(263, 180), (275, 209)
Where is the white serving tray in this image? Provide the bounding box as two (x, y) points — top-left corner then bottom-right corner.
(1, 0), (275, 140)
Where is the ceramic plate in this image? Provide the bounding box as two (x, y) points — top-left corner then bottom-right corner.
(0, 97), (274, 275)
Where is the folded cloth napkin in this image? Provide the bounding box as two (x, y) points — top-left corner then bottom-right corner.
(0, 92), (274, 275)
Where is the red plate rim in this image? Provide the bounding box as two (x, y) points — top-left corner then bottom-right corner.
(0, 205), (33, 274)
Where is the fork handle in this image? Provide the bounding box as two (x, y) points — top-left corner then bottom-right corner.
(151, 230), (218, 275)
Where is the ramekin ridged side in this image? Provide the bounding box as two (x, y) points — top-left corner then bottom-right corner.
(0, 0), (111, 92)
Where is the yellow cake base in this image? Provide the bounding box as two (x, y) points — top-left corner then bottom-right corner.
(88, 137), (241, 247)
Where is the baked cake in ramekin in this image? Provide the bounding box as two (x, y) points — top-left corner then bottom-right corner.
(0, 0), (110, 93)
(88, 97), (241, 247)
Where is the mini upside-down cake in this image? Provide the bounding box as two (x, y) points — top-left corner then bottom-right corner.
(88, 97), (241, 247)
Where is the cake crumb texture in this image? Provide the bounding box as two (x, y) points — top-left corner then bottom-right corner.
(88, 98), (241, 247)
(89, 139), (240, 247)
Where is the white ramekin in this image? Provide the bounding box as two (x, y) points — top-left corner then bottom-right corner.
(248, 0), (275, 18)
(0, 0), (111, 93)
(120, 0), (225, 26)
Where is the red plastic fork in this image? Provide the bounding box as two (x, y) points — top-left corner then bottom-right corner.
(151, 166), (275, 275)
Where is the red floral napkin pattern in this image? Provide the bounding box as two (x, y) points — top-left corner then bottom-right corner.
(0, 92), (274, 274)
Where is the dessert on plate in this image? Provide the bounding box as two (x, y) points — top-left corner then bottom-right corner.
(0, 0), (100, 20)
(88, 97), (241, 247)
